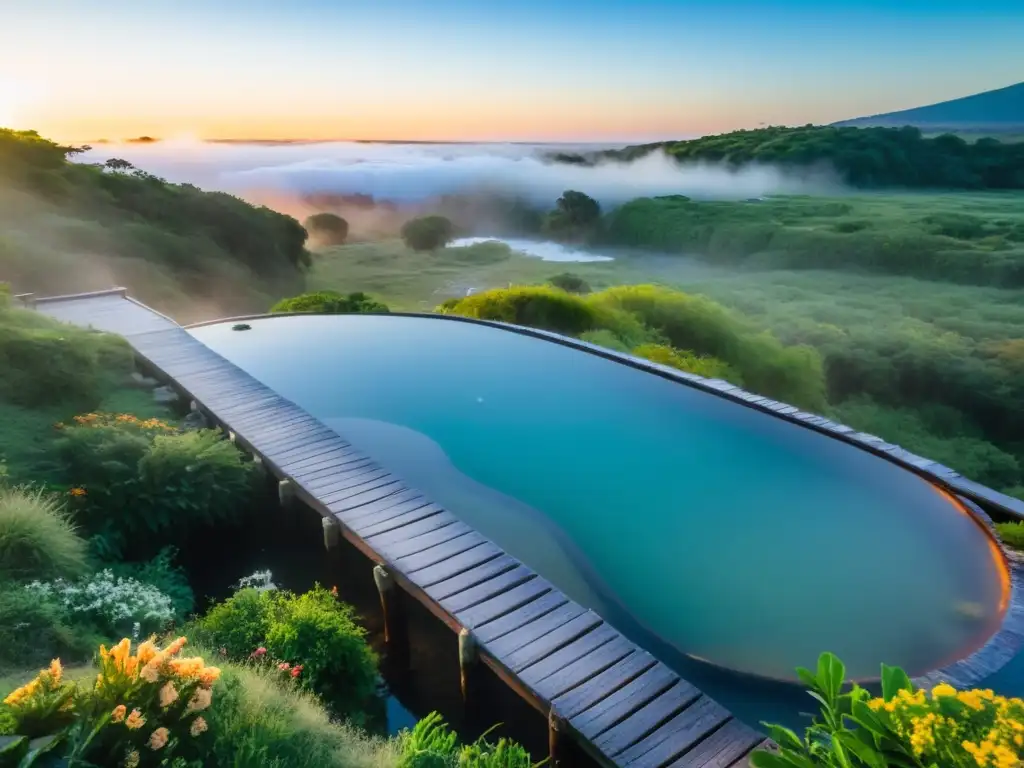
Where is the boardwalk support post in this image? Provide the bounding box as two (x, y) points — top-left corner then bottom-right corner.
(322, 517), (339, 550)
(458, 627), (478, 704)
(251, 454), (265, 475)
(373, 565), (408, 663)
(548, 708), (567, 768)
(278, 478), (295, 507)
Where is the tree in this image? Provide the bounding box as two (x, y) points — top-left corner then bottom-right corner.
(547, 272), (592, 294)
(270, 291), (389, 314)
(543, 190), (601, 242)
(304, 212), (349, 246)
(401, 215), (455, 251)
(103, 158), (135, 173)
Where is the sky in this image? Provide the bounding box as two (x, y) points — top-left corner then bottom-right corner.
(2, 0), (1023, 142)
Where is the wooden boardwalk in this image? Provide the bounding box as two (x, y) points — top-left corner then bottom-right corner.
(34, 290), (768, 768)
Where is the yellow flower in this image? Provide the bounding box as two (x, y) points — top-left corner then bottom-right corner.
(867, 698), (884, 711)
(187, 687), (213, 713)
(68, 487), (87, 497)
(198, 666), (221, 687)
(147, 727), (169, 751)
(125, 708), (146, 730)
(47, 659), (63, 687)
(189, 716), (208, 737)
(135, 640), (158, 665)
(169, 657), (205, 679)
(931, 683), (956, 698)
(110, 638), (132, 672)
(111, 704), (127, 723)
(163, 636), (187, 657)
(124, 750), (140, 768)
(958, 690), (986, 712)
(3, 678), (40, 707)
(158, 681), (179, 708)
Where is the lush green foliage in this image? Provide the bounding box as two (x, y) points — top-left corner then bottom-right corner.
(271, 290), (390, 314)
(105, 548), (195, 623)
(192, 585), (378, 722)
(546, 272), (591, 294)
(631, 343), (740, 383)
(55, 413), (256, 558)
(401, 216), (456, 251)
(305, 213), (350, 246)
(600, 193), (1024, 288)
(995, 522), (1024, 551)
(584, 125), (1024, 189)
(397, 713), (536, 768)
(0, 486), (88, 582)
(543, 190), (601, 242)
(753, 652), (1024, 768)
(0, 587), (102, 673)
(1, 129), (309, 319)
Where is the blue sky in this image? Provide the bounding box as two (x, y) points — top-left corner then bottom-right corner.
(2, 0), (1022, 141)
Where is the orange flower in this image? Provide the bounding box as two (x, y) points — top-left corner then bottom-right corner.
(169, 657), (204, 679)
(198, 666), (221, 688)
(158, 681), (178, 708)
(147, 727), (169, 751)
(111, 704), (127, 723)
(136, 640), (158, 665)
(163, 637), (187, 657)
(47, 659), (63, 687)
(186, 687), (212, 713)
(189, 716), (208, 737)
(69, 487), (87, 497)
(125, 709), (146, 730)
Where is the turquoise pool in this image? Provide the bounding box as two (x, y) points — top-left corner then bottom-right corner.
(191, 314), (1008, 710)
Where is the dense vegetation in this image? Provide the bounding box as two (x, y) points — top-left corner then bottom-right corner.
(401, 215), (456, 251)
(0, 129), (310, 321)
(555, 125), (1024, 189)
(271, 290), (390, 315)
(599, 193), (1024, 288)
(305, 213), (350, 246)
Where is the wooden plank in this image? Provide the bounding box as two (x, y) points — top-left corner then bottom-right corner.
(460, 580), (561, 637)
(553, 652), (657, 720)
(374, 521), (473, 561)
(485, 601), (587, 659)
(663, 720), (763, 768)
(367, 513), (460, 552)
(224, 408), (319, 434)
(356, 505), (450, 540)
(615, 697), (730, 766)
(243, 419), (324, 447)
(286, 451), (370, 478)
(344, 495), (434, 528)
(500, 612), (602, 673)
(571, 664), (680, 740)
(305, 466), (390, 495)
(425, 555), (519, 602)
(519, 625), (620, 688)
(440, 566), (536, 614)
(591, 681), (703, 755)
(392, 531), (489, 573)
(534, 637), (637, 703)
(268, 438), (354, 468)
(325, 478), (407, 511)
(407, 542), (504, 586)
(257, 430), (341, 456)
(338, 489), (429, 524)
(262, 431), (347, 457)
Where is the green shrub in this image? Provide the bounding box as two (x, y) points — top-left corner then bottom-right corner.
(996, 522), (1024, 551)
(194, 586), (378, 722)
(578, 329), (631, 353)
(543, 190), (601, 242)
(546, 272), (591, 294)
(632, 343), (741, 383)
(397, 713), (534, 768)
(0, 585), (101, 673)
(202, 660), (399, 768)
(305, 213), (350, 246)
(401, 216), (455, 251)
(104, 547), (194, 622)
(0, 486), (88, 582)
(56, 415), (255, 556)
(271, 290), (389, 314)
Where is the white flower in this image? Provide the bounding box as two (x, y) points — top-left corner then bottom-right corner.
(24, 570), (174, 632)
(236, 569), (276, 592)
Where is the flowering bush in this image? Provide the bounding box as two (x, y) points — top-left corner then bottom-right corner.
(55, 412), (256, 557)
(752, 652), (1024, 768)
(25, 569), (176, 637)
(2, 636), (218, 767)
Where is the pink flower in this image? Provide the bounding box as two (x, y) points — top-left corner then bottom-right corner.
(290, 665), (303, 678)
(249, 647), (267, 659)
(277, 662), (290, 671)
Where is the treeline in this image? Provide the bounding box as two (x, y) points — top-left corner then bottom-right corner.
(552, 125), (1024, 189)
(0, 129), (310, 319)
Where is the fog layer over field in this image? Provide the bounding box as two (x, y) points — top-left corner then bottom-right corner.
(76, 140), (839, 217)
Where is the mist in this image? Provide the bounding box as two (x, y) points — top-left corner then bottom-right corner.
(75, 140), (842, 226)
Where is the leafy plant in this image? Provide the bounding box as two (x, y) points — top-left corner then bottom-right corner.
(305, 213), (350, 246)
(398, 714), (542, 768)
(270, 290), (389, 314)
(0, 486), (88, 583)
(995, 521), (1024, 552)
(632, 343), (742, 383)
(401, 216), (456, 251)
(752, 652), (1024, 768)
(104, 548), (195, 623)
(0, 586), (101, 673)
(547, 272), (592, 294)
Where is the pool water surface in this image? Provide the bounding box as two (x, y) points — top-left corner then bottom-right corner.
(190, 314), (1008, 717)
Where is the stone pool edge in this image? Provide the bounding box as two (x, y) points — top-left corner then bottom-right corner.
(188, 310), (1024, 689)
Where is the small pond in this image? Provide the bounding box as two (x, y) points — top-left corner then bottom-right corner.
(449, 237), (614, 263)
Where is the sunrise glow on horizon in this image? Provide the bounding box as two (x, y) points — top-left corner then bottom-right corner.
(3, 0), (1023, 143)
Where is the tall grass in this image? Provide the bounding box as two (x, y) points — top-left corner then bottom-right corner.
(0, 486), (88, 582)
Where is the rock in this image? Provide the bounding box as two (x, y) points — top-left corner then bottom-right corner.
(152, 386), (179, 404)
(182, 410), (209, 430)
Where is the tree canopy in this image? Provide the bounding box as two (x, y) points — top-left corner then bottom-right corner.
(270, 290), (389, 314)
(304, 213), (349, 246)
(401, 215), (455, 251)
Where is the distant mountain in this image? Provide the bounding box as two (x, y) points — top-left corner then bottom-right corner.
(834, 82), (1024, 132)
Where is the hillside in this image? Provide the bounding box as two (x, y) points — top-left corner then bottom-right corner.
(551, 125), (1024, 189)
(0, 129), (310, 321)
(834, 82), (1024, 132)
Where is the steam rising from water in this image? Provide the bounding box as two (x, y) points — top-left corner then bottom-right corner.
(76, 140), (840, 211)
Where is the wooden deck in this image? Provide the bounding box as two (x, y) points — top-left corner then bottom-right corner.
(35, 290), (768, 768)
